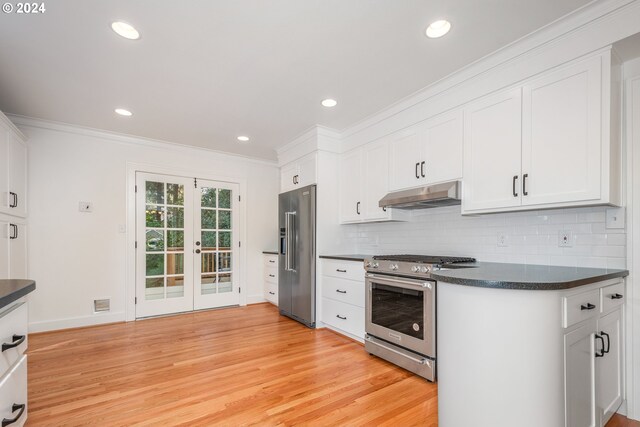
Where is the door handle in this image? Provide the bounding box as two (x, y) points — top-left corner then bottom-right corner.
(9, 192), (17, 208)
(601, 331), (610, 354)
(420, 161), (425, 178)
(195, 249), (201, 254)
(595, 333), (605, 358)
(512, 175), (518, 197)
(580, 303), (596, 310)
(415, 163), (420, 179)
(1, 335), (25, 352)
(1, 403), (25, 427)
(9, 224), (18, 240)
(522, 173), (529, 196)
(356, 201), (361, 215)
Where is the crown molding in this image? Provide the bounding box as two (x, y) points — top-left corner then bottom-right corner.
(0, 111), (26, 140)
(8, 114), (279, 167)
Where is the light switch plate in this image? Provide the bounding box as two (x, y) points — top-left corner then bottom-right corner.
(558, 230), (573, 247)
(606, 207), (625, 229)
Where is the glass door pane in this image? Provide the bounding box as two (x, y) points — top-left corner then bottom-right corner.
(136, 173), (194, 318)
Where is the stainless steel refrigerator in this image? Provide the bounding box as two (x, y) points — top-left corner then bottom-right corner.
(278, 184), (316, 328)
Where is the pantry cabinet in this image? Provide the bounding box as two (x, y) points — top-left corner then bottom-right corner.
(0, 116), (27, 218)
(462, 50), (620, 214)
(280, 153), (317, 193)
(339, 141), (408, 224)
(0, 217), (27, 280)
(389, 109), (463, 192)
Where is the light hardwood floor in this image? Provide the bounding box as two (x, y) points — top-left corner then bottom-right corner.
(27, 303), (437, 426)
(26, 303), (638, 426)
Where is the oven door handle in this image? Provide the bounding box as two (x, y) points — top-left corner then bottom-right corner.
(365, 335), (430, 366)
(366, 273), (433, 289)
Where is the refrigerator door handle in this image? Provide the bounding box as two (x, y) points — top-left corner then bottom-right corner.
(285, 211), (296, 271)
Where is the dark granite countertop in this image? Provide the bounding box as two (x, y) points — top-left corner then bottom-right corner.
(431, 262), (628, 290)
(319, 254), (369, 262)
(262, 251), (278, 255)
(0, 280), (36, 310)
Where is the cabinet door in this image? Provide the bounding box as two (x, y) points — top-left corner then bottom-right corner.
(462, 88), (523, 212)
(522, 55), (602, 206)
(9, 221), (27, 279)
(363, 141), (390, 221)
(7, 134), (27, 217)
(339, 150), (362, 223)
(280, 163), (298, 193)
(389, 128), (423, 191)
(597, 307), (623, 425)
(0, 123), (9, 215)
(565, 320), (597, 427)
(296, 153), (317, 188)
(422, 109), (463, 185)
(0, 219), (8, 279)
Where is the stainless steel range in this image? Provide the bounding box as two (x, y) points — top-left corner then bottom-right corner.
(364, 255), (475, 381)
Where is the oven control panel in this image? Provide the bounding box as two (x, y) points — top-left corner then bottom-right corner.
(365, 258), (440, 278)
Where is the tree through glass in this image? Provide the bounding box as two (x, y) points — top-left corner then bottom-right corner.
(145, 181), (185, 300)
(200, 187), (233, 295)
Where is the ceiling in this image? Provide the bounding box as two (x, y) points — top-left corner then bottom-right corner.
(0, 0), (593, 160)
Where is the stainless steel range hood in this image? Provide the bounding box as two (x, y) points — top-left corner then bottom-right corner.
(379, 181), (462, 210)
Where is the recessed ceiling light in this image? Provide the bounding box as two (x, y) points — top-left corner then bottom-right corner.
(426, 20), (451, 38)
(321, 99), (337, 108)
(237, 136), (250, 142)
(115, 108), (133, 117)
(111, 21), (140, 40)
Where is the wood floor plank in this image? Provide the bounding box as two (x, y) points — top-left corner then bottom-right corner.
(26, 303), (637, 426)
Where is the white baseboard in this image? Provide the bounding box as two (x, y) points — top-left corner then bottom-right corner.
(29, 311), (126, 333)
(247, 294), (266, 305)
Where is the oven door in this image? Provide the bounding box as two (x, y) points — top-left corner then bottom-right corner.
(365, 273), (435, 358)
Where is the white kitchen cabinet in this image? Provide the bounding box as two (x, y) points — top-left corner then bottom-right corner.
(462, 88), (523, 212)
(597, 307), (623, 426)
(521, 55), (602, 207)
(565, 319), (597, 427)
(320, 259), (365, 341)
(0, 216), (26, 280)
(263, 254), (278, 305)
(0, 114), (27, 218)
(389, 109), (463, 192)
(462, 50), (621, 214)
(280, 153), (317, 193)
(339, 142), (409, 224)
(0, 301), (29, 427)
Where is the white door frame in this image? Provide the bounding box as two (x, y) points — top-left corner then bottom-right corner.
(125, 162), (247, 321)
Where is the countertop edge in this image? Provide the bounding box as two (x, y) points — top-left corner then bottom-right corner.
(0, 280), (36, 310)
(319, 255), (368, 262)
(430, 270), (629, 290)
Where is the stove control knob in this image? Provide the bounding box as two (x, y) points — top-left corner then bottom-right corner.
(421, 266), (430, 273)
(372, 262), (379, 269)
(411, 265), (420, 273)
(365, 261), (371, 268)
(390, 263), (399, 271)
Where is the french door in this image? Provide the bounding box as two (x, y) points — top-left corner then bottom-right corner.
(135, 172), (240, 318)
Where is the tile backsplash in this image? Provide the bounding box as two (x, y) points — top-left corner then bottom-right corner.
(347, 205), (626, 269)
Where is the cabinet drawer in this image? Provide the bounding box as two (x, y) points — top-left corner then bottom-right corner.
(0, 303), (27, 379)
(600, 281), (625, 313)
(322, 276), (365, 308)
(265, 282), (278, 305)
(265, 267), (278, 284)
(0, 355), (27, 427)
(322, 259), (364, 282)
(322, 298), (364, 339)
(563, 289), (599, 328)
(264, 255), (278, 269)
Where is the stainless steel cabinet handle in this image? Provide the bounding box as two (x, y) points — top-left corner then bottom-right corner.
(285, 212), (296, 271)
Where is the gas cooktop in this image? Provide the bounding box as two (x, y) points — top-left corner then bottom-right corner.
(372, 255), (476, 264)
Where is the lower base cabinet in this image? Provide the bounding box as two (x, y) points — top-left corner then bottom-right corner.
(0, 301), (28, 427)
(438, 278), (625, 427)
(0, 356), (27, 427)
(263, 254), (278, 305)
(320, 259), (365, 341)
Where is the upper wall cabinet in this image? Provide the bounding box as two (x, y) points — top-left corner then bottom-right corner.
(462, 50), (620, 214)
(0, 115), (27, 218)
(280, 152), (317, 193)
(339, 141), (409, 224)
(389, 109), (463, 192)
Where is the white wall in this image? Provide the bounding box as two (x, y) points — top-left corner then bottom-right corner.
(345, 205), (626, 269)
(20, 120), (279, 332)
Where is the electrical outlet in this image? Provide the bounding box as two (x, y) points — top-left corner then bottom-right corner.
(79, 202), (93, 213)
(558, 230), (573, 247)
(497, 233), (508, 247)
